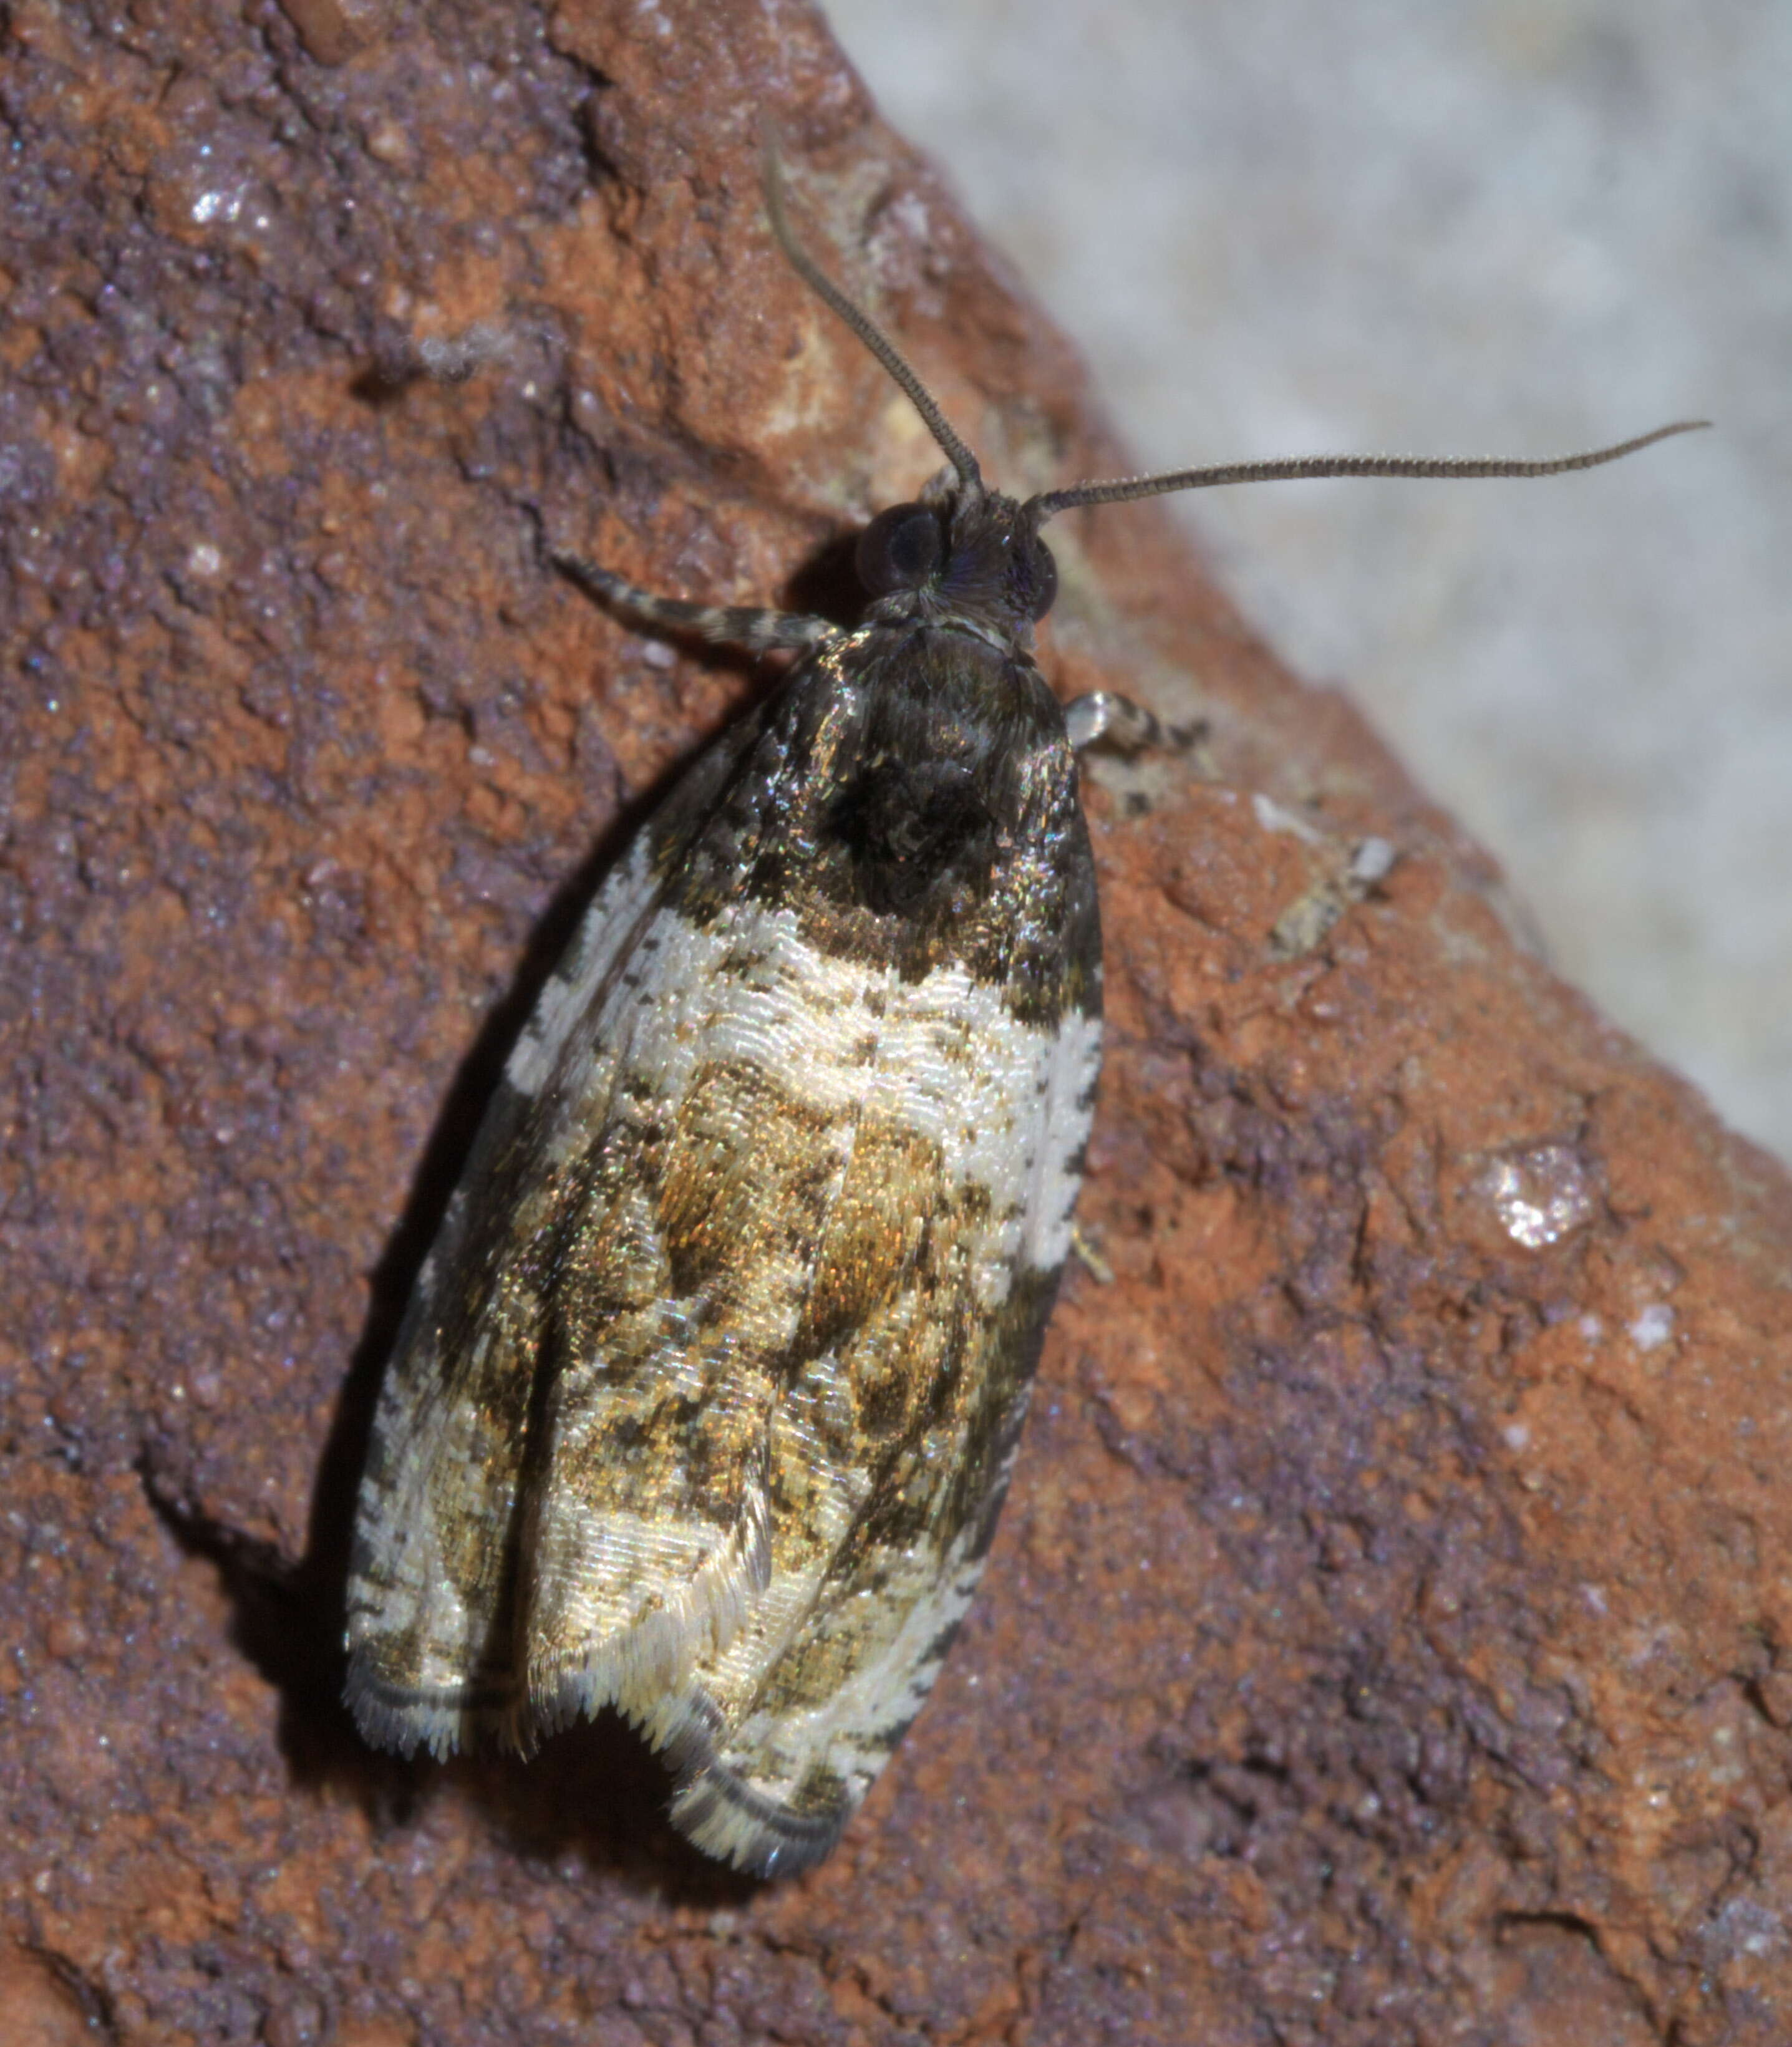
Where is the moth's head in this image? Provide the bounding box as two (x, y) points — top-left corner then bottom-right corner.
(763, 137), (1708, 650)
(855, 482), (1058, 639)
(762, 144), (1062, 649)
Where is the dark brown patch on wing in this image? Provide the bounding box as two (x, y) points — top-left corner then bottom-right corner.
(792, 1111), (941, 1367)
(659, 1061), (840, 1303)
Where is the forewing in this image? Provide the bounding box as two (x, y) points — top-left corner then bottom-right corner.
(650, 926), (1103, 1874)
(343, 715), (762, 1758)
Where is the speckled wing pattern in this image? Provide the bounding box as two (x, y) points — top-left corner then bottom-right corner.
(345, 620), (1102, 1873)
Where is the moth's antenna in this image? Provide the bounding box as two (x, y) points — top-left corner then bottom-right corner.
(762, 135), (984, 494)
(1027, 420), (1710, 522)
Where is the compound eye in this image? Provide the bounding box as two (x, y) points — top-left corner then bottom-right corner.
(1025, 537), (1058, 621)
(856, 503), (942, 596)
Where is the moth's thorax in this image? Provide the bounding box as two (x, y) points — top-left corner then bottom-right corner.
(666, 621), (1096, 1024)
(863, 486), (1056, 651)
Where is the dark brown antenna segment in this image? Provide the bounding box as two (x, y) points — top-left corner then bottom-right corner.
(762, 138), (984, 493)
(1028, 420), (1710, 521)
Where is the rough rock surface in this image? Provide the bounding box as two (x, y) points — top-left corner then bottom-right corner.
(3, 2), (1790, 2043)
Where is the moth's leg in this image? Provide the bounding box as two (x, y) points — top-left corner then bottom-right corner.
(555, 554), (838, 656)
(1065, 688), (1207, 755)
(1069, 1219), (1114, 1285)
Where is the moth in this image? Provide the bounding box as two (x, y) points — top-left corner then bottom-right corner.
(342, 145), (1703, 1875)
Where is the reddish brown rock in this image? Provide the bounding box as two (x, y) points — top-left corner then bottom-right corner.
(3, 2), (1790, 2042)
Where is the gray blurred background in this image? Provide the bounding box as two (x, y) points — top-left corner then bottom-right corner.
(826, 0), (1791, 1161)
